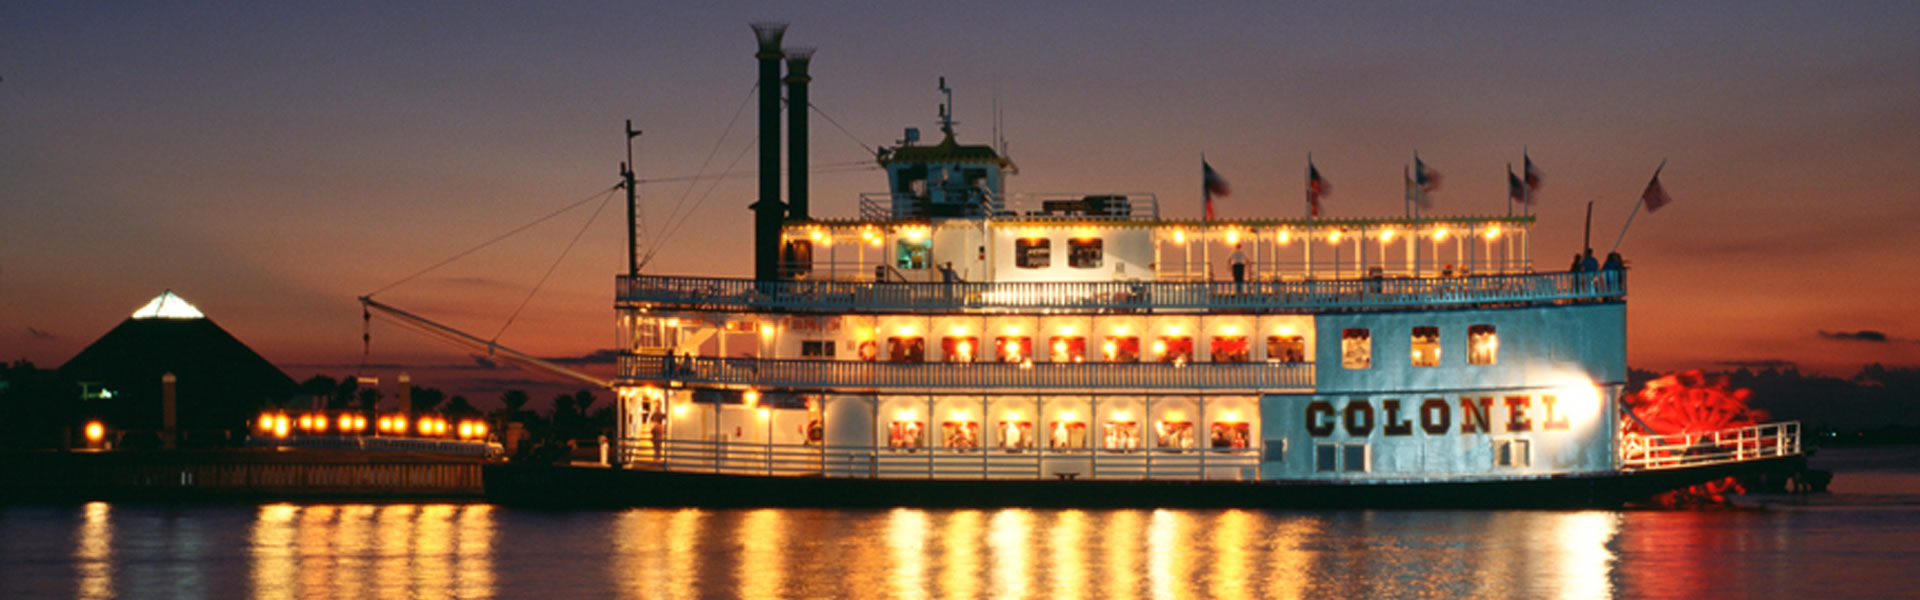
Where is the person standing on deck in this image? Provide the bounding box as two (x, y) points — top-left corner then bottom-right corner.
(1228, 244), (1248, 292)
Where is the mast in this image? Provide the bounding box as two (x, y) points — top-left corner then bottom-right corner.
(624, 120), (641, 277)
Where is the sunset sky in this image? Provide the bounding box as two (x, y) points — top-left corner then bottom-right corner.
(5, 2), (1918, 400)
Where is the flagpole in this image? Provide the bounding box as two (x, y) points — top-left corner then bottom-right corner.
(1522, 146), (1532, 220)
(1306, 152), (1313, 220)
(1609, 158), (1666, 255)
(1506, 162), (1514, 217)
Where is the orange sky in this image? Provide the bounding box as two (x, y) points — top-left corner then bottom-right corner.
(5, 2), (1918, 399)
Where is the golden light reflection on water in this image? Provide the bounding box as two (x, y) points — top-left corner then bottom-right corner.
(247, 503), (494, 600)
(1263, 516), (1320, 600)
(1207, 510), (1254, 600)
(988, 509), (1034, 600)
(1103, 510), (1144, 599)
(886, 508), (929, 600)
(1147, 509), (1188, 600)
(1047, 510), (1088, 600)
(1548, 511), (1619, 600)
(737, 509), (784, 599)
(938, 510), (981, 600)
(76, 501), (113, 600)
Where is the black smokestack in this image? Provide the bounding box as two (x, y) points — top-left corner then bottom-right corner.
(751, 22), (787, 281)
(785, 48), (814, 222)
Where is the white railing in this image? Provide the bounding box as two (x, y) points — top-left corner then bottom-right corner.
(1618, 421), (1802, 471)
(618, 269), (1623, 313)
(619, 354), (1314, 392)
(622, 439), (1260, 481)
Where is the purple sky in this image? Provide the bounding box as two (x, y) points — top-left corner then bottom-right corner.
(6, 2), (1918, 401)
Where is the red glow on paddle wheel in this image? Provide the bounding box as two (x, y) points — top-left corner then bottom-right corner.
(1621, 370), (1770, 507)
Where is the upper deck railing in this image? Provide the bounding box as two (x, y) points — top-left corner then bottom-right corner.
(619, 353), (1314, 393)
(619, 270), (1623, 314)
(858, 192), (1161, 221)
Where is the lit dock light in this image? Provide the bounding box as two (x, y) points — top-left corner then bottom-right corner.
(84, 421), (105, 444)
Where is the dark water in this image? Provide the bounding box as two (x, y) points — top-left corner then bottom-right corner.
(4, 448), (1917, 600)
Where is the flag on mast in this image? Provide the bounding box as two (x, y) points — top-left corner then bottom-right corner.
(1642, 169), (1672, 213)
(1508, 165), (1526, 205)
(1307, 158), (1330, 217)
(1413, 154), (1440, 209)
(1523, 152), (1543, 193)
(1203, 160), (1229, 221)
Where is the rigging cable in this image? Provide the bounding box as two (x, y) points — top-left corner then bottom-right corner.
(363, 183), (620, 298)
(809, 102), (876, 156)
(491, 185), (620, 341)
(647, 83), (759, 259)
(639, 136), (756, 270)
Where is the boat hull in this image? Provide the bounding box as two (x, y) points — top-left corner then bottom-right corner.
(482, 454), (1805, 509)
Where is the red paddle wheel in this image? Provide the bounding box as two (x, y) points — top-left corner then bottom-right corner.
(1620, 370), (1770, 506)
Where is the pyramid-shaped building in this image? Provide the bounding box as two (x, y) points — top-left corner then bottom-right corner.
(60, 291), (297, 439)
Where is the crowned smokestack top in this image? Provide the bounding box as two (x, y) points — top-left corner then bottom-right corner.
(751, 22), (787, 282)
(751, 22), (787, 56)
(785, 47), (813, 222)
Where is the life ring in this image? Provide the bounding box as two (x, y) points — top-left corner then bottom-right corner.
(858, 340), (878, 362)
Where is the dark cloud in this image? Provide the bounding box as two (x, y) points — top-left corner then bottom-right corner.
(469, 354), (502, 369)
(1713, 359), (1799, 370)
(1820, 330), (1890, 343)
(544, 349), (620, 365)
(26, 327), (55, 340)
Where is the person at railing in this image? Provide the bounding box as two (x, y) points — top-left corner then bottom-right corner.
(938, 262), (962, 302)
(1228, 244), (1248, 292)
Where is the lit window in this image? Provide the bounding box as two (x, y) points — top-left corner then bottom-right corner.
(1469, 324), (1498, 366)
(1210, 422), (1250, 449)
(1049, 336), (1086, 362)
(1104, 336), (1139, 362)
(943, 420), (978, 451)
(995, 336), (1031, 362)
(1050, 420), (1087, 451)
(1016, 238), (1051, 269)
(887, 337), (925, 362)
(1155, 336), (1193, 363)
(1411, 326), (1441, 367)
(1210, 336), (1250, 363)
(896, 239), (930, 270)
(940, 336), (978, 363)
(1069, 238), (1103, 269)
(1155, 419), (1194, 450)
(1267, 335), (1306, 363)
(889, 420), (924, 450)
(998, 420), (1032, 451)
(1496, 438), (1531, 467)
(800, 340), (835, 359)
(1103, 419), (1139, 450)
(1342, 328), (1371, 369)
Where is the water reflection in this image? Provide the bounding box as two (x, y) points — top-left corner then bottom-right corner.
(75, 502), (113, 600)
(26, 504), (1702, 600)
(247, 503), (494, 599)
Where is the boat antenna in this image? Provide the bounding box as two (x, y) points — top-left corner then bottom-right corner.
(938, 76), (955, 137)
(624, 120), (642, 277)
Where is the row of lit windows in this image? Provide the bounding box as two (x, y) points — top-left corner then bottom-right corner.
(889, 238), (1109, 271)
(884, 418), (1250, 452)
(1305, 438), (1531, 473)
(1015, 238), (1103, 269)
(1340, 325), (1498, 369)
(806, 334), (1308, 364)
